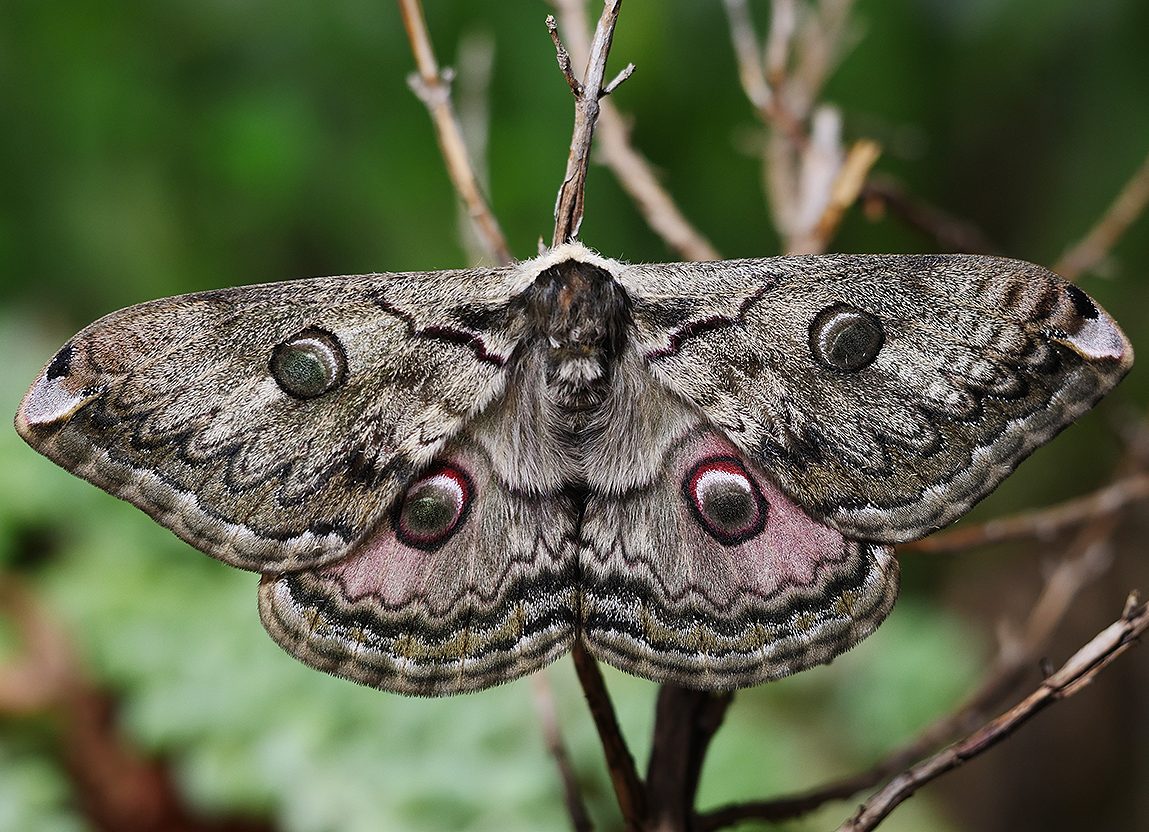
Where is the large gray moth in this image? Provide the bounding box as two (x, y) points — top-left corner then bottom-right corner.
(15, 243), (1133, 695)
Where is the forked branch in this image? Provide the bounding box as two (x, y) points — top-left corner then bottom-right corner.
(550, 0), (634, 245)
(550, 0), (720, 261)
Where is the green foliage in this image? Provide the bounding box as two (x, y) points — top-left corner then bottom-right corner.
(0, 744), (84, 832)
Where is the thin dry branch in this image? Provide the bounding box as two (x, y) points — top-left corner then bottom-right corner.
(905, 470), (1149, 554)
(838, 595), (1149, 832)
(551, 0), (720, 261)
(453, 31), (499, 265)
(398, 0), (513, 264)
(1056, 147), (1149, 280)
(531, 672), (594, 832)
(725, 0), (866, 253)
(550, 0), (632, 246)
(722, 0), (806, 143)
(571, 642), (646, 831)
(860, 176), (998, 254)
(807, 138), (882, 250)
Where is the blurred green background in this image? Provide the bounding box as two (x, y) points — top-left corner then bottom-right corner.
(1, 1), (1147, 831)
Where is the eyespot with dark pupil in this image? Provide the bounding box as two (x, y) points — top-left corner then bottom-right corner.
(809, 304), (885, 372)
(395, 465), (472, 549)
(269, 328), (347, 399)
(684, 457), (768, 546)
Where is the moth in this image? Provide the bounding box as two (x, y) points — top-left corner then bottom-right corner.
(15, 243), (1133, 696)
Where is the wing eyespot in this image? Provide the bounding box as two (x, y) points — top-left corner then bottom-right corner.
(269, 328), (347, 399)
(394, 464), (473, 550)
(809, 304), (884, 372)
(684, 457), (768, 545)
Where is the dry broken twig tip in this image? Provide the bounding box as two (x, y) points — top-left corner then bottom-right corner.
(397, 0), (513, 265)
(547, 15), (583, 96)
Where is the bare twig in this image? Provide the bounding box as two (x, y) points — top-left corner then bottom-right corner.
(531, 673), (594, 832)
(548, 17), (584, 96)
(453, 30), (500, 265)
(551, 0), (720, 261)
(570, 642), (646, 831)
(724, 0), (774, 114)
(722, 0), (805, 144)
(838, 595), (1149, 832)
(1055, 148), (1149, 280)
(860, 176), (998, 254)
(905, 471), (1149, 554)
(550, 0), (630, 246)
(725, 0), (867, 253)
(398, 0), (513, 264)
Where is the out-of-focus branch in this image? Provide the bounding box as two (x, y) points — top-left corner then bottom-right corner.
(699, 513), (1120, 830)
(905, 471), (1149, 554)
(530, 672), (594, 832)
(452, 30), (500, 265)
(398, 0), (513, 264)
(551, 0), (720, 261)
(837, 594), (1149, 832)
(1056, 148), (1149, 280)
(724, 0), (867, 254)
(860, 176), (998, 253)
(809, 138), (882, 247)
(0, 579), (276, 832)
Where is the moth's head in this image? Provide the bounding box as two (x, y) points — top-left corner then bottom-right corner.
(516, 242), (631, 360)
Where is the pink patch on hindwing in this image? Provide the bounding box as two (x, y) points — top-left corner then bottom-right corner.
(677, 433), (850, 595)
(322, 460), (476, 608)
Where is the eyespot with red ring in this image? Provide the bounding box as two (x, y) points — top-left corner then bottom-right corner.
(394, 464), (473, 550)
(683, 457), (768, 545)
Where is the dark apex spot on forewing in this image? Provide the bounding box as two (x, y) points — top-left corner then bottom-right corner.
(1065, 284), (1099, 320)
(46, 343), (74, 380)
